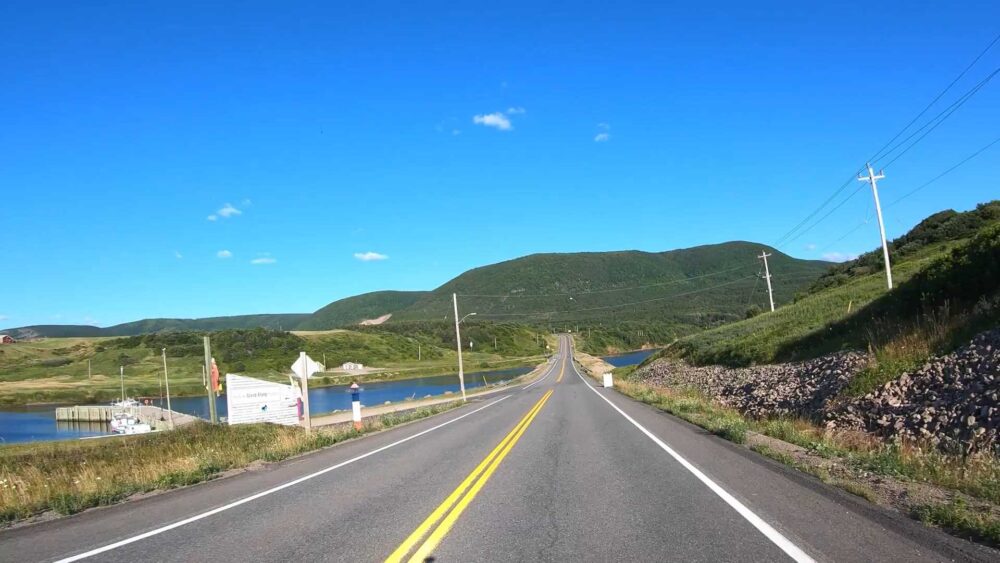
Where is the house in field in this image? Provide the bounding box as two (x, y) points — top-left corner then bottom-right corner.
(341, 362), (364, 371)
(0, 335), (15, 344)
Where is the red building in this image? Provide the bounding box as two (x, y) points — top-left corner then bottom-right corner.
(0, 335), (15, 344)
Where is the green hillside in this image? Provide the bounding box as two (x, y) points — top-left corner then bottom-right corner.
(296, 290), (428, 330)
(2, 315), (308, 340)
(668, 201), (1000, 371)
(393, 242), (830, 328)
(4, 241), (829, 338)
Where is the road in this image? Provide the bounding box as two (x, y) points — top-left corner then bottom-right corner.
(1, 336), (996, 562)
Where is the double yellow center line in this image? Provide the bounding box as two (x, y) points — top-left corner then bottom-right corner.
(386, 388), (555, 562)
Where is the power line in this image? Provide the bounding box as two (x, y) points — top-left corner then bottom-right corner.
(876, 66), (1000, 169)
(887, 134), (1000, 207)
(869, 32), (1000, 163)
(778, 183), (867, 247)
(812, 132), (1000, 252)
(774, 35), (1000, 249)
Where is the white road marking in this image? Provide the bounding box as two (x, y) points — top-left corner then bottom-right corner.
(574, 365), (816, 563)
(54, 395), (513, 563)
(522, 361), (555, 390)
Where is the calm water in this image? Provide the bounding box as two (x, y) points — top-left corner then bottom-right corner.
(0, 406), (112, 444)
(0, 366), (531, 444)
(601, 349), (658, 367)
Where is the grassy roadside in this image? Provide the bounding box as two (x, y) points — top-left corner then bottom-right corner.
(572, 347), (1000, 546)
(0, 402), (461, 525)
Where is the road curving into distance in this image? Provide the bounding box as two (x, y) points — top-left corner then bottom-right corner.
(1, 336), (996, 562)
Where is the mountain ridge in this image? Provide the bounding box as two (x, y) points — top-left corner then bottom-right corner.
(4, 241), (831, 338)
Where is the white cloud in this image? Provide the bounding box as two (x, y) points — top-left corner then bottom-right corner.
(250, 257), (276, 265)
(473, 112), (512, 131)
(594, 133), (610, 142)
(822, 252), (858, 263)
(174, 251), (184, 259)
(354, 251), (388, 262)
(0, 315), (8, 321)
(207, 215), (218, 221)
(805, 243), (817, 251)
(217, 250), (233, 259)
(218, 203), (242, 218)
(506, 106), (525, 115)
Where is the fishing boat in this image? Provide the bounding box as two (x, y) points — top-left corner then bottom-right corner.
(109, 412), (152, 435)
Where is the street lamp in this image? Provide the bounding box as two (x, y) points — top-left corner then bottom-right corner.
(452, 294), (477, 402)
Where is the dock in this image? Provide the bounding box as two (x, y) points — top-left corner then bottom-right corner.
(55, 405), (201, 430)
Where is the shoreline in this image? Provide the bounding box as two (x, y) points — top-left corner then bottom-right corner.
(0, 356), (547, 408)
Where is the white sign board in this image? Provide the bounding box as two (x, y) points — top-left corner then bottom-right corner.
(603, 373), (613, 388)
(291, 354), (323, 379)
(226, 374), (300, 426)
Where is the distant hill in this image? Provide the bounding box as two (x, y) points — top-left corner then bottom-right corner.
(296, 291), (428, 330)
(5, 241), (830, 338)
(3, 314), (308, 340)
(2, 325), (107, 340)
(392, 242), (830, 327)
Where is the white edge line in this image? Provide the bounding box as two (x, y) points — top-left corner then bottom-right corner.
(55, 395), (513, 563)
(522, 361), (554, 390)
(573, 366), (816, 563)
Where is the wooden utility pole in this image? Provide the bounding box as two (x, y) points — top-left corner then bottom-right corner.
(203, 336), (217, 424)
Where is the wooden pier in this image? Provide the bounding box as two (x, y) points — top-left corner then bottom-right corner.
(55, 405), (201, 430)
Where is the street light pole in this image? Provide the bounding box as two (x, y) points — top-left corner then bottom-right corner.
(453, 293), (466, 402)
(162, 348), (174, 430)
(452, 293), (477, 402)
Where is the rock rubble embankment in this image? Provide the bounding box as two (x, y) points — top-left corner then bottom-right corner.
(637, 329), (1000, 453)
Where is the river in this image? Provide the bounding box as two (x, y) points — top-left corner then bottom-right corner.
(601, 348), (659, 367)
(0, 366), (531, 444)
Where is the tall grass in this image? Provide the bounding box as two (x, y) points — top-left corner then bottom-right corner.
(0, 403), (458, 524)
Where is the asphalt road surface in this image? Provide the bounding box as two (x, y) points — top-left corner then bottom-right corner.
(2, 336), (997, 562)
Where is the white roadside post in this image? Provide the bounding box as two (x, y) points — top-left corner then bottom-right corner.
(350, 382), (362, 429)
(603, 372), (613, 388)
(291, 352), (322, 434)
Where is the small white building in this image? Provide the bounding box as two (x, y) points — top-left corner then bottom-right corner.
(342, 362), (364, 371)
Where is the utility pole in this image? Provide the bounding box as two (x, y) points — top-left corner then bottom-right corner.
(299, 351), (312, 434)
(758, 250), (775, 312)
(494, 336), (497, 350)
(203, 336), (217, 424)
(859, 163), (893, 289)
(418, 344), (421, 361)
(162, 348), (174, 430)
(452, 293), (467, 402)
(119, 366), (125, 403)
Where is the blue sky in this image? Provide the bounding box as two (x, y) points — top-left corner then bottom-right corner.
(2, 1), (998, 327)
